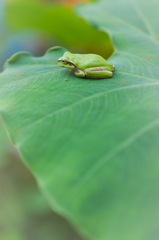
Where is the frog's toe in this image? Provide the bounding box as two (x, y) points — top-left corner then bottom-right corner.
(74, 70), (85, 78)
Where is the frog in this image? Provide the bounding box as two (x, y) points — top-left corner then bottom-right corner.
(58, 51), (115, 79)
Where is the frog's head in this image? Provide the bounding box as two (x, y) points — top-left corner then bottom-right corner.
(58, 55), (75, 70)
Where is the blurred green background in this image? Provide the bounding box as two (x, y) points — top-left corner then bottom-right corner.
(0, 0), (113, 239)
(0, 121), (85, 240)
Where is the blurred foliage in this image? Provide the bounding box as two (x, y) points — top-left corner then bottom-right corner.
(5, 0), (113, 59)
(0, 121), (10, 166)
(0, 0), (55, 71)
(5, 0), (96, 10)
(0, 0), (6, 70)
(0, 30), (55, 72)
(60, 0), (89, 6)
(46, 0), (91, 6)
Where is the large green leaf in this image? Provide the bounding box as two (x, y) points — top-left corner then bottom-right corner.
(0, 0), (159, 239)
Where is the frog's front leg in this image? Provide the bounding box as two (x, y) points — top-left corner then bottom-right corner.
(74, 69), (85, 78)
(85, 67), (113, 79)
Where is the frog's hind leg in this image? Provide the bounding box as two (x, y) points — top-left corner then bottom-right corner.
(85, 67), (113, 79)
(74, 69), (85, 78)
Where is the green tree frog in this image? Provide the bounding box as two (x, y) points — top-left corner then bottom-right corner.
(58, 52), (115, 79)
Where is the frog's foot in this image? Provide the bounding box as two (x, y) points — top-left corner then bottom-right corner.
(74, 69), (85, 78)
(85, 67), (113, 79)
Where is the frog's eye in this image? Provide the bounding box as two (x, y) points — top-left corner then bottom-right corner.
(61, 60), (67, 64)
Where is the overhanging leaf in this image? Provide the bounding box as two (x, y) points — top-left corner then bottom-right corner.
(6, 0), (113, 58)
(0, 0), (159, 240)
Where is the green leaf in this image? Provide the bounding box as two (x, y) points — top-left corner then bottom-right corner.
(6, 0), (113, 59)
(0, 0), (159, 239)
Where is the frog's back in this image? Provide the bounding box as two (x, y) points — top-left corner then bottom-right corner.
(65, 52), (111, 70)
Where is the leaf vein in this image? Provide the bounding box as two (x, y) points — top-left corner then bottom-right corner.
(69, 118), (159, 196)
(22, 82), (159, 130)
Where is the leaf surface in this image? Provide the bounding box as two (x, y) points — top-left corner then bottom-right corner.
(0, 0), (159, 239)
